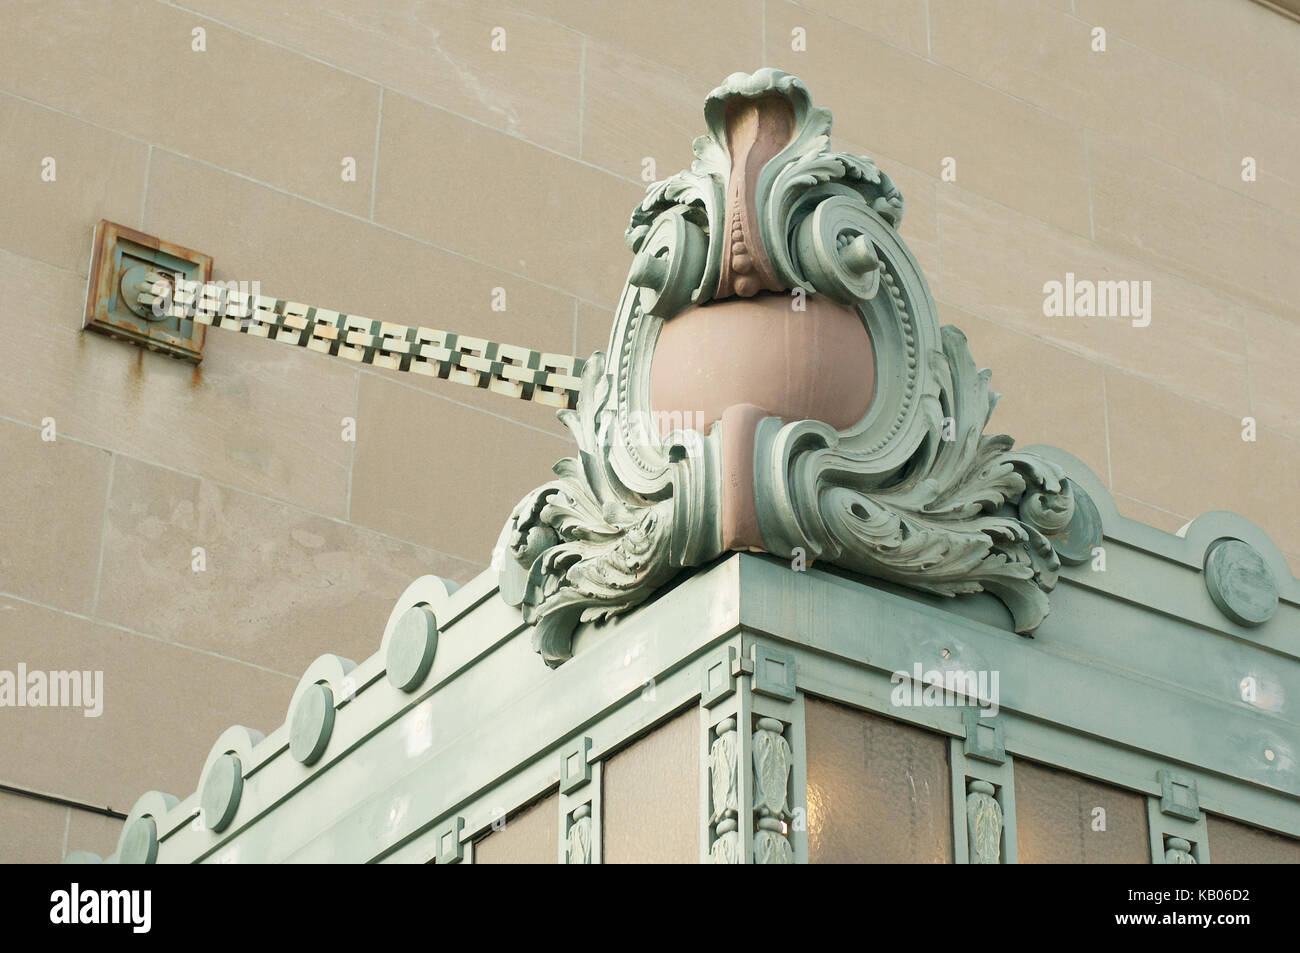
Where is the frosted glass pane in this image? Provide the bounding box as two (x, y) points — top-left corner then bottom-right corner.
(1014, 759), (1148, 863)
(474, 791), (558, 864)
(603, 707), (700, 863)
(1207, 814), (1300, 864)
(805, 696), (953, 863)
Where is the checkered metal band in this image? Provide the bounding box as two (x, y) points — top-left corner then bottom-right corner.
(139, 273), (585, 410)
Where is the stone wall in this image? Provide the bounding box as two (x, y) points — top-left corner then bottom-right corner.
(0, 0), (1296, 861)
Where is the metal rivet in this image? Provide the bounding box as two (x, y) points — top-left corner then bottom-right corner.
(201, 753), (243, 833)
(387, 605), (438, 692)
(1204, 539), (1278, 627)
(290, 682), (335, 766)
(119, 816), (158, 865)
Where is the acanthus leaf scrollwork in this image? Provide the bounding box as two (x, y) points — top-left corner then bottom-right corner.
(499, 68), (1079, 665)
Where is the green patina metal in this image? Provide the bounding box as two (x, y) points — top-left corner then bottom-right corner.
(498, 69), (1077, 667)
(65, 70), (1300, 865)
(69, 459), (1300, 862)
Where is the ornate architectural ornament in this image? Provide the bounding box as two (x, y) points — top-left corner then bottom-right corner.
(498, 68), (1079, 666)
(965, 779), (1003, 864)
(1164, 837), (1197, 864)
(752, 717), (794, 864)
(565, 803), (593, 864)
(708, 717), (741, 864)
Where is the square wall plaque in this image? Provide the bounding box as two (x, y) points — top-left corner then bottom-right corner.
(84, 220), (213, 363)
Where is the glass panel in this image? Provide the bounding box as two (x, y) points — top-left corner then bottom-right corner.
(805, 696), (953, 863)
(1014, 759), (1148, 863)
(1206, 813), (1300, 864)
(473, 790), (558, 864)
(602, 707), (700, 863)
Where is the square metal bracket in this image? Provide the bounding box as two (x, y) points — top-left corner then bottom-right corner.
(84, 219), (212, 363)
(558, 761), (602, 864)
(949, 737), (1018, 864)
(559, 736), (593, 794)
(962, 708), (1006, 764)
(701, 646), (738, 708)
(1157, 769), (1200, 821)
(750, 643), (796, 701)
(1146, 797), (1209, 864)
(433, 815), (465, 864)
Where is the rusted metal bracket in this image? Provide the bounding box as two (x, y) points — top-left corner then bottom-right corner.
(81, 221), (585, 408)
(84, 220), (212, 363)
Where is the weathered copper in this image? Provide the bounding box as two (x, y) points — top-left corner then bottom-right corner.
(83, 219), (212, 363)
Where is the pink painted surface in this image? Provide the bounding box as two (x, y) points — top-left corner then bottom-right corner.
(650, 293), (875, 551)
(649, 293), (874, 433)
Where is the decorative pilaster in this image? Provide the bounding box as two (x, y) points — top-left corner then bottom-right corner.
(702, 641), (807, 863)
(752, 717), (794, 864)
(965, 780), (1003, 864)
(950, 711), (1017, 864)
(558, 736), (602, 864)
(1147, 768), (1209, 863)
(709, 716), (742, 863)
